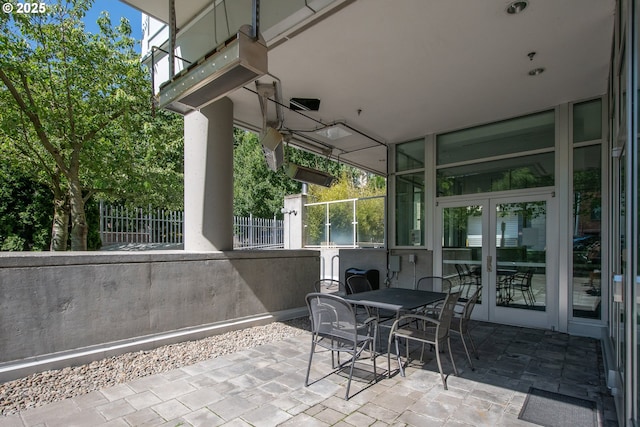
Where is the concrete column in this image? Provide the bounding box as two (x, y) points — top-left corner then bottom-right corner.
(184, 98), (234, 251)
(283, 193), (306, 249)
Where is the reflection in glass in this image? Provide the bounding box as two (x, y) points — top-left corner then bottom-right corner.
(437, 152), (554, 196)
(395, 173), (424, 246)
(396, 139), (425, 172)
(572, 145), (602, 319)
(437, 110), (554, 165)
(573, 99), (602, 143)
(495, 202), (547, 311)
(441, 206), (483, 302)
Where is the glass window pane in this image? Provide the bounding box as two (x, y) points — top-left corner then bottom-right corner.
(437, 110), (554, 166)
(442, 205), (483, 302)
(437, 152), (555, 197)
(496, 201), (547, 311)
(396, 139), (424, 172)
(572, 145), (602, 319)
(573, 99), (602, 143)
(395, 173), (424, 246)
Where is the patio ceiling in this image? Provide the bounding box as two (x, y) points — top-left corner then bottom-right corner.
(124, 0), (615, 175)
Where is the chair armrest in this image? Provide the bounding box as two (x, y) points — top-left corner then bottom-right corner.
(390, 313), (440, 332)
(361, 316), (379, 326)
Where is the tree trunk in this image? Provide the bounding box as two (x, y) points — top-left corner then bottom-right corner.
(49, 193), (69, 251)
(69, 179), (87, 251)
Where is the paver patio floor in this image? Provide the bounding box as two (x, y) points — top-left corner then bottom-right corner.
(0, 321), (618, 426)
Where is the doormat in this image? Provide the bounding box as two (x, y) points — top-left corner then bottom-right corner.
(518, 387), (597, 427)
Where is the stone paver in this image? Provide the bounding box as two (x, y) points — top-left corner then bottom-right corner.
(0, 321), (618, 426)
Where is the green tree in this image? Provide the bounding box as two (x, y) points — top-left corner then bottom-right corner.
(233, 129), (347, 219)
(0, 0), (153, 250)
(0, 161), (52, 250)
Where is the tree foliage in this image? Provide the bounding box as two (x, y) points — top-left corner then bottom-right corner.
(0, 0), (183, 250)
(233, 129), (354, 219)
(0, 161), (52, 250)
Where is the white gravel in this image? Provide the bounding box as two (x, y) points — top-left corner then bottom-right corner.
(0, 317), (310, 416)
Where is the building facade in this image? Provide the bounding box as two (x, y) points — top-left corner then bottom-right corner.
(129, 0), (638, 423)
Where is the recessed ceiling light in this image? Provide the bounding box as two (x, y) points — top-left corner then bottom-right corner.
(506, 1), (528, 14)
(528, 67), (545, 76)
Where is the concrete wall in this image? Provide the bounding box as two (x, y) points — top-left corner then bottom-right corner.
(339, 248), (433, 289)
(0, 250), (317, 380)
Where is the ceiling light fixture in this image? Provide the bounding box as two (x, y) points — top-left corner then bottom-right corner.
(506, 1), (528, 14)
(316, 125), (353, 141)
(528, 67), (545, 76)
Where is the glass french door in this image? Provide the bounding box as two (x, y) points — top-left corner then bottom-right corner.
(437, 193), (555, 329)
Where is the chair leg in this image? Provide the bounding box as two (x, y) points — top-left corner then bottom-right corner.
(387, 333), (393, 378)
(465, 330), (479, 360)
(528, 287), (536, 303)
(395, 336), (406, 377)
(458, 331), (475, 371)
(447, 337), (458, 377)
(305, 339), (316, 386)
(371, 339), (377, 382)
(434, 341), (447, 390)
(345, 350), (355, 400)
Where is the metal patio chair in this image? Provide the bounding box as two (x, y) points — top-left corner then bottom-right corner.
(305, 292), (378, 400)
(313, 278), (345, 295)
(416, 276), (453, 292)
(346, 274), (373, 294)
(511, 269), (536, 306)
(414, 276), (452, 315)
(450, 287), (481, 370)
(387, 291), (461, 389)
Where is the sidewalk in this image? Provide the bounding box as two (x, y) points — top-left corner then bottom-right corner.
(0, 321), (618, 426)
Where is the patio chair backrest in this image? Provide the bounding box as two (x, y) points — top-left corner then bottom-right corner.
(313, 279), (344, 294)
(346, 274), (373, 294)
(306, 292), (358, 337)
(416, 276), (452, 292)
(514, 269), (534, 288)
(459, 287), (481, 333)
(437, 291), (461, 340)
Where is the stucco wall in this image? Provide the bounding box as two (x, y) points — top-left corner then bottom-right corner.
(0, 250), (317, 378)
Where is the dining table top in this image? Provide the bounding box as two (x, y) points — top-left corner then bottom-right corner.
(343, 287), (447, 312)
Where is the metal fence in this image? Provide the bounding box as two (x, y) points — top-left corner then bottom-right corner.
(99, 202), (283, 250)
(234, 214), (284, 250)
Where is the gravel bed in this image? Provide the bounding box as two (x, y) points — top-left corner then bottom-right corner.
(0, 317), (310, 416)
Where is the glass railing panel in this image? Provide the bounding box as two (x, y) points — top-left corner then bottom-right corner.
(328, 200), (354, 246)
(305, 204), (326, 246)
(356, 197), (385, 248)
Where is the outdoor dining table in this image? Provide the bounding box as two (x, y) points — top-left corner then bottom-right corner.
(344, 287), (448, 352)
(343, 287), (447, 315)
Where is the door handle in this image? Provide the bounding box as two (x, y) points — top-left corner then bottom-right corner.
(486, 255), (493, 273)
(613, 274), (623, 302)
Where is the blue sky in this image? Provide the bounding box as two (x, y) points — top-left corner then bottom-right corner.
(83, 0), (142, 50)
